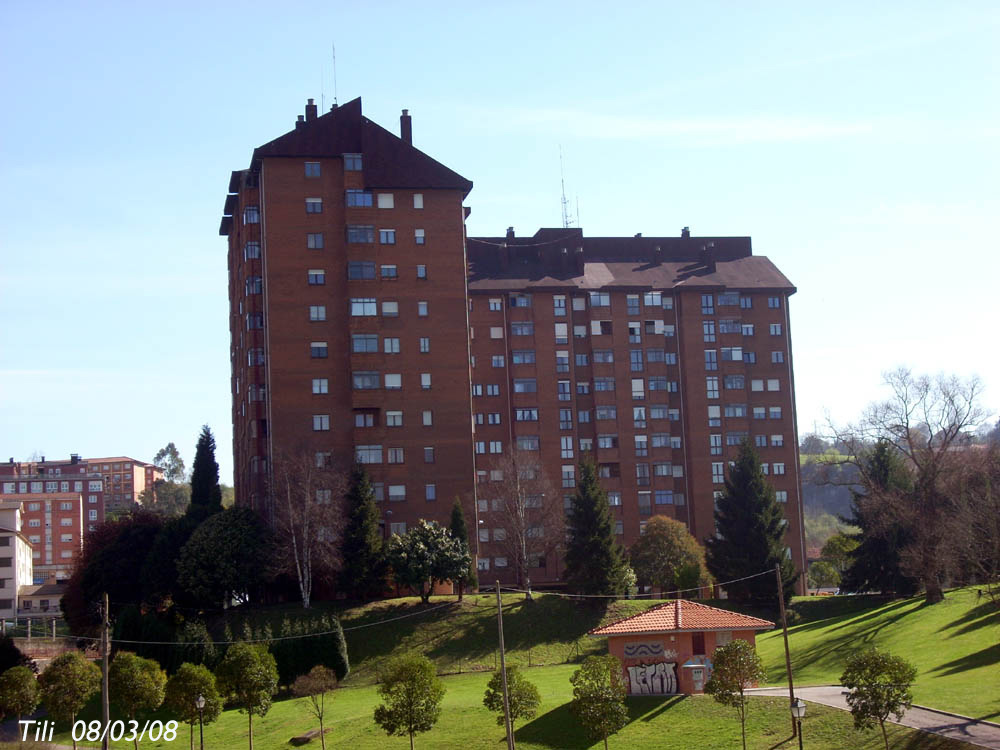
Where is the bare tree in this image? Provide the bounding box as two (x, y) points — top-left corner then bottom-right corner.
(483, 449), (563, 595)
(832, 368), (990, 603)
(951, 443), (1000, 606)
(269, 450), (346, 608)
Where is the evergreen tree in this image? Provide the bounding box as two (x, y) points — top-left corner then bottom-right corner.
(839, 440), (920, 596)
(564, 460), (627, 595)
(705, 440), (798, 603)
(338, 465), (387, 601)
(189, 425), (223, 520)
(449, 498), (477, 600)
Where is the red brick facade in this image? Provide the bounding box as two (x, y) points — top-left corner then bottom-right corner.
(221, 99), (807, 593)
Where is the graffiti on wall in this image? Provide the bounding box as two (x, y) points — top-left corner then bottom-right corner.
(623, 641), (678, 660)
(627, 662), (678, 695)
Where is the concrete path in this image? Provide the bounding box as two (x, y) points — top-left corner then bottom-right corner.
(749, 686), (1000, 750)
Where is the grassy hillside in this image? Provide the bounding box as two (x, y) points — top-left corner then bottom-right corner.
(33, 587), (996, 749)
(235, 587), (997, 717)
(43, 665), (969, 750)
(757, 587), (1000, 718)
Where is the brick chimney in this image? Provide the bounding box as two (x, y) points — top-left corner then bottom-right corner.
(400, 109), (412, 145)
(305, 98), (318, 122)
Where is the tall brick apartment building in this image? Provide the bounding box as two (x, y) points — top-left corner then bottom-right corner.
(220, 98), (807, 591)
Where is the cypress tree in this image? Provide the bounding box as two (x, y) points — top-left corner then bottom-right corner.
(564, 459), (627, 595)
(839, 440), (920, 596)
(188, 425), (222, 520)
(338, 465), (387, 601)
(705, 439), (798, 603)
(449, 498), (477, 599)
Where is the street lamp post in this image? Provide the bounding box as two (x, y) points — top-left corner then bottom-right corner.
(791, 698), (806, 750)
(195, 694), (205, 750)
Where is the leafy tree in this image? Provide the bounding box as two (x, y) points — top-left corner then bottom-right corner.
(0, 634), (34, 673)
(0, 665), (39, 724)
(483, 665), (541, 742)
(270, 613), (349, 684)
(38, 651), (101, 750)
(564, 460), (628, 596)
(270, 451), (344, 608)
(141, 479), (191, 517)
(141, 513), (201, 606)
(840, 648), (917, 750)
(373, 653), (445, 750)
(839, 440), (920, 597)
(109, 652), (167, 750)
(177, 506), (272, 607)
(820, 532), (858, 575)
(189, 425), (223, 521)
(705, 440), (798, 603)
(292, 665), (339, 750)
(62, 509), (163, 634)
(164, 663), (222, 750)
(799, 433), (831, 455)
(808, 560), (841, 589)
(154, 442), (187, 483)
(704, 639), (767, 750)
(386, 520), (471, 604)
(215, 643), (278, 750)
(338, 465), (388, 601)
(569, 654), (628, 750)
(174, 620), (219, 670)
(449, 498), (478, 600)
(629, 515), (712, 596)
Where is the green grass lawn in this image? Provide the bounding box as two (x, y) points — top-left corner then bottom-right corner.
(756, 587), (1000, 719)
(40, 664), (970, 750)
(221, 586), (998, 717)
(23, 585), (997, 748)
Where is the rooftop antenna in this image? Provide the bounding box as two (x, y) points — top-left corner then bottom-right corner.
(559, 146), (575, 228)
(321, 65), (325, 112)
(332, 42), (339, 107)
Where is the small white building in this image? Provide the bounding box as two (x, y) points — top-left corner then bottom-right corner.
(0, 503), (35, 620)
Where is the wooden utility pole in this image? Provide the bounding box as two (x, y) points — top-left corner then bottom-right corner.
(101, 592), (110, 750)
(775, 564), (798, 737)
(496, 582), (515, 750)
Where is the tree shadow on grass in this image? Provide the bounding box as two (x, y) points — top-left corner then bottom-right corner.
(425, 596), (610, 668)
(935, 599), (1000, 639)
(514, 702), (592, 749)
(927, 643), (1000, 677)
(514, 694), (687, 749)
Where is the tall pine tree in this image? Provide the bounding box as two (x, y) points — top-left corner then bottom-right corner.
(338, 465), (387, 601)
(449, 498), (477, 600)
(839, 440), (919, 596)
(705, 440), (798, 603)
(564, 460), (627, 595)
(188, 425), (223, 521)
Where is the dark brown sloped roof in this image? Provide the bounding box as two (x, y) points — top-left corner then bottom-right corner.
(467, 230), (794, 292)
(468, 256), (793, 292)
(251, 97), (472, 195)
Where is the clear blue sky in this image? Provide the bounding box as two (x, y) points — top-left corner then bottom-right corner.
(2, 2), (997, 484)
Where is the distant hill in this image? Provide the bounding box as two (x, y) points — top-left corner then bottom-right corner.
(800, 453), (858, 519)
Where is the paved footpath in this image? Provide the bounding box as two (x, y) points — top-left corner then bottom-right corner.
(749, 686), (1000, 750)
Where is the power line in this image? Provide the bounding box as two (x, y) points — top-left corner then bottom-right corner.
(493, 568), (776, 599)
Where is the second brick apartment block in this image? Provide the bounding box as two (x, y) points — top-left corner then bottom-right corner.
(220, 98), (807, 590)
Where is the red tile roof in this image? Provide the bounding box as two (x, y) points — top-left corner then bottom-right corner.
(589, 600), (774, 637)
